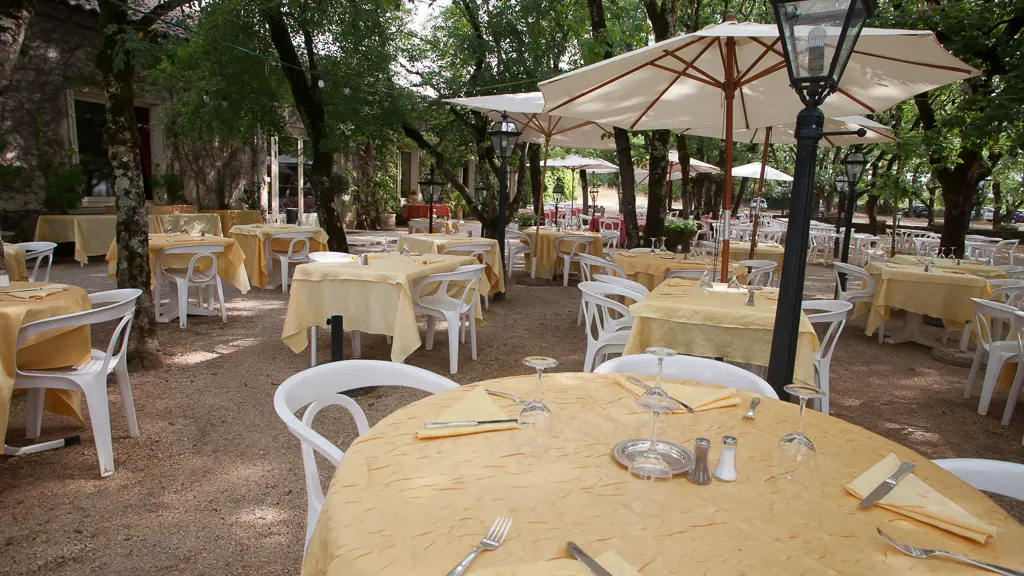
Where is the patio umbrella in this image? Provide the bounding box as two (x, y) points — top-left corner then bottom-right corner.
(538, 19), (978, 279)
(542, 155), (620, 215)
(732, 162), (792, 181)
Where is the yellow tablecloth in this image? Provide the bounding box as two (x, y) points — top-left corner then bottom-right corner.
(34, 214), (116, 264)
(229, 224), (329, 289)
(625, 281), (818, 387)
(396, 234), (505, 295)
(200, 209), (262, 233)
(4, 244), (28, 281)
(724, 241), (785, 274)
(612, 252), (744, 291)
(520, 227), (603, 279)
(0, 283), (92, 445)
(856, 262), (992, 337)
(147, 213), (223, 237)
(303, 373), (1024, 576)
(407, 219), (460, 234)
(891, 255), (1008, 280)
(104, 234), (250, 293)
(281, 253), (480, 363)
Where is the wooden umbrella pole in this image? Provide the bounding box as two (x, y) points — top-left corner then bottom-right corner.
(749, 126), (772, 259)
(533, 137), (551, 279)
(720, 36), (736, 282)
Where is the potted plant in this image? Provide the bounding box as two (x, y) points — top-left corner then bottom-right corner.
(664, 218), (698, 253)
(516, 212), (537, 229)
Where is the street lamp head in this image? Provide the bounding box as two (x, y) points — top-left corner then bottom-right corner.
(845, 151), (868, 187)
(418, 166), (445, 202)
(770, 0), (876, 103)
(553, 180), (566, 201)
(489, 111), (521, 161)
(589, 183), (599, 204)
(475, 178), (489, 201)
(835, 174), (849, 193)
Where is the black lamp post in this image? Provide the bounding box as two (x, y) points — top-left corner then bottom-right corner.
(833, 174), (849, 258)
(839, 151), (868, 266)
(489, 112), (521, 278)
(766, 0), (875, 397)
(590, 184), (600, 217)
(553, 180), (566, 230)
(418, 167), (444, 234)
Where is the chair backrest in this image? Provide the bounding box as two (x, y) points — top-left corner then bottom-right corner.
(665, 269), (705, 280)
(16, 289), (142, 379)
(738, 259), (777, 287)
(990, 284), (1024, 308)
(442, 242), (492, 264)
(600, 230), (619, 249)
(554, 235), (593, 258)
(600, 218), (621, 231)
(271, 231), (315, 260)
(801, 300), (853, 363)
(592, 354), (778, 399)
(593, 273), (650, 298)
(273, 360), (458, 542)
(833, 262), (874, 300)
(461, 221), (483, 237)
(17, 241), (57, 282)
(410, 222), (429, 233)
(995, 238), (1018, 257)
(578, 281), (636, 347)
(506, 229), (532, 248)
(971, 297), (1020, 348)
(415, 264), (486, 311)
(933, 458), (1024, 500)
(308, 251), (353, 263)
(577, 253), (624, 280)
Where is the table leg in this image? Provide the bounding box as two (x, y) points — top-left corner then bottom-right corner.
(328, 315), (343, 362)
(883, 313), (936, 348)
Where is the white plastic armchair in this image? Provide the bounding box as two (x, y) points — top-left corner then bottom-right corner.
(505, 229), (533, 278)
(14, 289), (142, 477)
(578, 281), (636, 372)
(833, 262), (882, 343)
(157, 244), (227, 329)
(412, 264), (486, 374)
(268, 231), (315, 293)
(273, 360), (458, 551)
(443, 242), (494, 310)
(993, 239), (1019, 266)
(737, 259), (777, 288)
(600, 230), (619, 251)
(576, 253), (626, 326)
(593, 354), (777, 398)
(933, 458), (1024, 500)
(965, 298), (1022, 425)
(665, 269), (705, 281)
(409, 221), (429, 233)
(801, 300), (853, 414)
(554, 234), (594, 287)
(592, 273), (649, 299)
(17, 241), (57, 282)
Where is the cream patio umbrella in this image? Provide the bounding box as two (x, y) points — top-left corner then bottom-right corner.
(542, 155), (619, 216)
(539, 19), (978, 279)
(732, 162), (793, 180)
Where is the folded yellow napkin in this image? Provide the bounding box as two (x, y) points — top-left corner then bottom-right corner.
(845, 454), (998, 544)
(758, 294), (779, 301)
(618, 253), (638, 258)
(617, 376), (740, 412)
(417, 258), (445, 265)
(0, 284), (68, 300)
(471, 551), (640, 576)
(416, 387), (519, 439)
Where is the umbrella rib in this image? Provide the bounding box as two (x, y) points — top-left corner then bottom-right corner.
(630, 74), (681, 129)
(550, 120), (595, 136)
(650, 62), (719, 88)
(736, 39), (781, 84)
(739, 61), (788, 87)
(835, 87), (875, 113)
(662, 38), (722, 87)
(851, 50), (976, 75)
(862, 125), (898, 142)
(732, 40), (750, 130)
(823, 134), (836, 147)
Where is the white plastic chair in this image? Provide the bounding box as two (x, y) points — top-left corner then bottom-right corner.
(833, 262), (883, 343)
(443, 242), (494, 310)
(461, 221), (483, 237)
(577, 254), (626, 327)
(600, 230), (619, 251)
(801, 300), (853, 415)
(987, 239), (1018, 266)
(965, 298), (1022, 424)
(666, 269), (706, 281)
(505, 230), (534, 278)
(14, 289), (142, 477)
(737, 259), (777, 287)
(593, 273), (650, 299)
(409, 222), (429, 233)
(308, 251), (352, 262)
(268, 231), (315, 294)
(155, 244), (228, 329)
(17, 241), (57, 282)
(593, 354), (778, 398)
(273, 360), (458, 551)
(413, 264), (486, 374)
(933, 458), (1024, 500)
(554, 235), (593, 287)
(578, 281), (638, 372)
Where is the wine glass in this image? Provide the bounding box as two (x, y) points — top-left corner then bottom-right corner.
(660, 237), (668, 253)
(773, 383), (825, 483)
(628, 347), (681, 480)
(519, 356), (558, 431)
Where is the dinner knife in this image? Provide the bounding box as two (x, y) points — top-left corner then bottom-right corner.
(567, 542), (614, 576)
(859, 461), (915, 508)
(626, 376), (695, 414)
(422, 419), (518, 429)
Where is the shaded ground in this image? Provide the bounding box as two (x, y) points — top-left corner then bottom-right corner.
(1, 254), (1022, 575)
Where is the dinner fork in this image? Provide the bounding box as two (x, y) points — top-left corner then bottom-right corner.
(877, 528), (1024, 575)
(446, 516), (512, 576)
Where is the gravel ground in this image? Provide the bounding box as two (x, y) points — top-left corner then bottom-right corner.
(1, 254), (1022, 575)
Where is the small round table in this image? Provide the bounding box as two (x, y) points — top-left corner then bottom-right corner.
(302, 373), (1024, 576)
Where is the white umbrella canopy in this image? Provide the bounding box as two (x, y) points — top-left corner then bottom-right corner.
(683, 115), (896, 146)
(635, 152), (721, 184)
(731, 162), (793, 181)
(542, 154), (619, 171)
(442, 92), (617, 150)
(538, 21), (978, 131)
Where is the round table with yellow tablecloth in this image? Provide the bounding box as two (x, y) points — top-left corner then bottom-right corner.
(4, 244), (29, 282)
(612, 251), (743, 291)
(723, 240), (785, 274)
(302, 373), (1024, 576)
(519, 227), (603, 280)
(0, 283), (93, 446)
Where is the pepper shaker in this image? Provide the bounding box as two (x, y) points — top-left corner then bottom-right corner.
(359, 254), (369, 265)
(687, 438), (713, 485)
(713, 436), (738, 482)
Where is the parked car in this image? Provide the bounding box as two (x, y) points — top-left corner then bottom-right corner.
(1014, 210), (1024, 224)
(904, 204), (930, 218)
(982, 207), (994, 221)
(750, 198), (768, 210)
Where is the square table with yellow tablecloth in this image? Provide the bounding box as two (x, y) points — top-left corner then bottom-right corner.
(612, 251), (745, 291)
(0, 283), (93, 446)
(407, 218), (459, 234)
(724, 240), (785, 273)
(34, 214), (117, 264)
(104, 234), (250, 293)
(855, 262), (992, 348)
(4, 244), (28, 282)
(519, 227), (603, 280)
(396, 234), (505, 296)
(229, 224), (329, 289)
(282, 253), (482, 363)
(625, 280), (818, 387)
(891, 255), (1008, 280)
(200, 209), (262, 233)
(146, 214), (223, 237)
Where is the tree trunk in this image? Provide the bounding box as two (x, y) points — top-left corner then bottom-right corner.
(615, 128), (640, 247)
(579, 168), (589, 213)
(731, 177), (748, 215)
(97, 0), (161, 366)
(992, 180), (1002, 228)
(644, 129), (671, 247)
(529, 145), (542, 221)
(0, 0), (33, 98)
(865, 195), (879, 235)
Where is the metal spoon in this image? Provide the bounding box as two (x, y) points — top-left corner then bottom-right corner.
(743, 397), (761, 421)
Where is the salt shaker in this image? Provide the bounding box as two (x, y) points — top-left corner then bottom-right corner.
(713, 436), (738, 482)
(687, 438), (713, 485)
(359, 254), (369, 265)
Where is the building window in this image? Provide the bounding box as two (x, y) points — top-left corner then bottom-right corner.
(72, 99), (153, 199)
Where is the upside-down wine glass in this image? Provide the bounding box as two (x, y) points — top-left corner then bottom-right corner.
(519, 356), (558, 434)
(628, 347), (681, 480)
(773, 383), (826, 484)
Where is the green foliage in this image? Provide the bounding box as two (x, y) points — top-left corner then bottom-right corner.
(151, 172), (188, 205)
(516, 212), (537, 228)
(0, 141), (27, 189)
(665, 218), (698, 233)
(43, 164), (87, 212)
